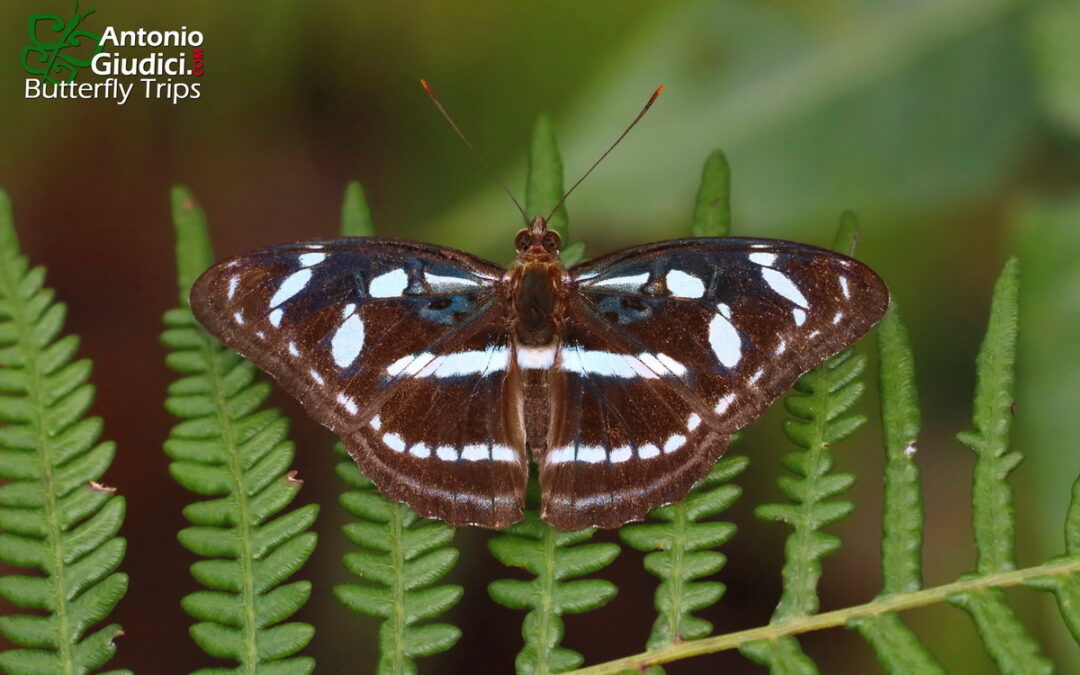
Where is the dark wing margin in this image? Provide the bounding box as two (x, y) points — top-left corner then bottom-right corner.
(190, 237), (528, 528)
(538, 236), (887, 529)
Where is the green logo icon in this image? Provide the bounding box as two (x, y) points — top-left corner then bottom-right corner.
(21, 0), (102, 84)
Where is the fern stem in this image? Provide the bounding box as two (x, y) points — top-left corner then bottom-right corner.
(389, 503), (408, 674)
(569, 556), (1080, 675)
(206, 343), (261, 673)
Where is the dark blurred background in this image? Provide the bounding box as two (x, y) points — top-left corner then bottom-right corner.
(3, 0), (1080, 672)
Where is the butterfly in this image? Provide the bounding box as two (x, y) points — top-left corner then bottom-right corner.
(190, 215), (889, 531)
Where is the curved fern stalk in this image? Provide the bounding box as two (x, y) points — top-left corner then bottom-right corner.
(0, 190), (131, 675)
(847, 302), (944, 673)
(739, 216), (869, 674)
(620, 456), (747, 652)
(488, 513), (620, 674)
(162, 186), (318, 674)
(331, 181), (464, 674)
(950, 258), (1053, 674)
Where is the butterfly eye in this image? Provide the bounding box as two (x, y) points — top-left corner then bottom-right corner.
(542, 231), (561, 254)
(514, 230), (530, 253)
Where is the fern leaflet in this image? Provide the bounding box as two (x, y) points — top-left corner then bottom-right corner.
(0, 189), (131, 675)
(161, 186), (318, 674)
(620, 456), (746, 650)
(739, 217), (868, 672)
(848, 301), (944, 673)
(331, 181), (463, 674)
(951, 257), (1052, 673)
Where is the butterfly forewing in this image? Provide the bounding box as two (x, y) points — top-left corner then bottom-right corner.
(529, 238), (888, 528)
(571, 237), (888, 434)
(190, 238), (529, 528)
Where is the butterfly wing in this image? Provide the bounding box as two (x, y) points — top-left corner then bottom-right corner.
(190, 238), (528, 528)
(539, 237), (888, 529)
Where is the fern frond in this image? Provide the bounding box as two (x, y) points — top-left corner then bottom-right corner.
(330, 182), (463, 673)
(333, 443), (463, 675)
(488, 515), (619, 674)
(950, 257), (1052, 673)
(848, 302), (944, 673)
(162, 186), (318, 674)
(620, 457), (746, 651)
(0, 189), (130, 675)
(740, 217), (867, 671)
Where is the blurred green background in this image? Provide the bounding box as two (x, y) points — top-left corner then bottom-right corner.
(3, 0), (1080, 672)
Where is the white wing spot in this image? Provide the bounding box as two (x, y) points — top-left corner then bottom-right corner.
(436, 445), (458, 461)
(269, 308), (284, 327)
(370, 415), (381, 431)
(547, 446), (575, 464)
(309, 369), (325, 385)
(492, 445), (518, 462)
(717, 303), (732, 318)
(424, 271), (480, 292)
(516, 345), (557, 370)
(227, 275), (239, 300)
(410, 443), (431, 459)
(331, 313), (366, 368)
(715, 393), (736, 414)
(775, 338), (787, 355)
(665, 269), (705, 298)
(792, 308), (807, 326)
(369, 268), (409, 298)
(576, 445), (606, 464)
(255, 330), (265, 339)
(592, 272), (649, 290)
(664, 434), (687, 453)
(709, 309), (742, 368)
(386, 352), (437, 377)
(808, 329), (821, 339)
(383, 433), (406, 452)
(687, 413), (702, 431)
(832, 312), (844, 325)
(461, 444), (490, 461)
(657, 353), (688, 377)
(269, 269), (312, 307)
(336, 393), (358, 415)
(232, 311), (245, 325)
(839, 276), (851, 298)
(763, 268), (809, 308)
(610, 446), (632, 463)
(638, 444), (661, 460)
(749, 252), (777, 267)
(562, 347), (658, 379)
(749, 369), (764, 385)
(299, 252), (326, 267)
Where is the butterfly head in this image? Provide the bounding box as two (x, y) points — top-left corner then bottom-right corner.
(514, 215), (562, 263)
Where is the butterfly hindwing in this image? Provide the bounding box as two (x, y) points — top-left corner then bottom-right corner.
(190, 238), (528, 528)
(538, 307), (729, 530)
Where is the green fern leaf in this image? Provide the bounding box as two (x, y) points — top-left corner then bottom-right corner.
(162, 186), (318, 674)
(620, 456), (746, 651)
(740, 217), (868, 671)
(333, 443), (462, 675)
(330, 183), (463, 674)
(949, 257), (1053, 674)
(689, 150), (732, 238)
(525, 114), (585, 267)
(848, 302), (944, 673)
(0, 189), (131, 675)
(489, 513), (619, 674)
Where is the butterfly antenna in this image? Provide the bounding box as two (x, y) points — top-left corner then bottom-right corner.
(545, 85), (665, 223)
(420, 79), (528, 223)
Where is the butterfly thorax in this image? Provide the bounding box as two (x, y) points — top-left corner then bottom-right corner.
(509, 217), (566, 347)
